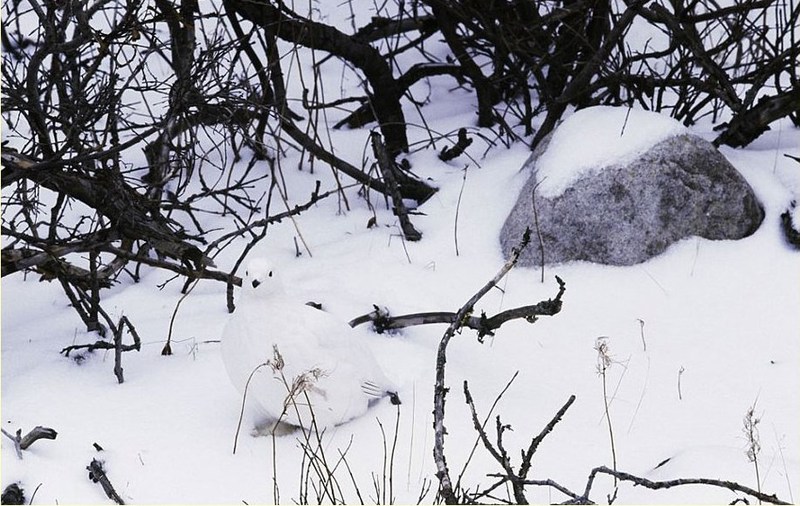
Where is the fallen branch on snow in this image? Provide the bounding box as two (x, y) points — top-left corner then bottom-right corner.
(87, 458), (125, 505)
(370, 131), (422, 242)
(349, 283), (564, 338)
(558, 465), (791, 504)
(61, 317), (141, 358)
(1, 426), (58, 459)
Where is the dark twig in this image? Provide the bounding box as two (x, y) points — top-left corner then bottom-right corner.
(463, 382), (522, 502)
(714, 88), (800, 147)
(87, 459), (125, 505)
(163, 279), (200, 356)
(463, 384), (575, 504)
(371, 132), (422, 241)
(453, 166), (468, 256)
(569, 466), (790, 505)
(439, 128), (473, 162)
(113, 321), (125, 383)
(19, 426), (58, 450)
(61, 316), (141, 360)
(233, 362), (269, 455)
(110, 318), (140, 381)
(455, 371), (520, 494)
(508, 478), (581, 502)
(277, 119), (435, 203)
(519, 395), (576, 481)
(28, 483), (43, 505)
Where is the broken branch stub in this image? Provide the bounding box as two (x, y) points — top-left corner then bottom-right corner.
(370, 132), (422, 242)
(1, 426), (58, 460)
(87, 459), (125, 505)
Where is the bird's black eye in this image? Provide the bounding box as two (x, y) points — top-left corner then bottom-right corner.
(268, 271), (273, 278)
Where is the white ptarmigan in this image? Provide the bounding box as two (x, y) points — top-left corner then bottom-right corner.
(222, 258), (399, 432)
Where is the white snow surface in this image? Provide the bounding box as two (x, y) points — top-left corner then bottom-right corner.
(2, 5), (800, 505)
(536, 106), (687, 197)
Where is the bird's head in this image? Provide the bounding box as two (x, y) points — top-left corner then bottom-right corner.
(242, 257), (285, 298)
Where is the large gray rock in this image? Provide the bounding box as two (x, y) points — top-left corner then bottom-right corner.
(500, 134), (764, 266)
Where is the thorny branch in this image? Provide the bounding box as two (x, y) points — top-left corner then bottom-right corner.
(370, 131), (422, 242)
(349, 282), (565, 338)
(432, 227), (563, 503)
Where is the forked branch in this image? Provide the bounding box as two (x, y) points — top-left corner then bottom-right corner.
(432, 228), (566, 503)
(463, 382), (575, 504)
(1, 426), (58, 460)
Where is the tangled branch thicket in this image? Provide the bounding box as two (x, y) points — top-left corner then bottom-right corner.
(2, 0), (797, 334)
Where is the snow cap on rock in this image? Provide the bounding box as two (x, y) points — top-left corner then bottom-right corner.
(536, 106), (687, 198)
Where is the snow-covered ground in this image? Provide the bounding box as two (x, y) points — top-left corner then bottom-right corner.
(2, 5), (799, 505)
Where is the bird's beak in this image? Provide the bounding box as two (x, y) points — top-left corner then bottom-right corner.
(251, 279), (261, 289)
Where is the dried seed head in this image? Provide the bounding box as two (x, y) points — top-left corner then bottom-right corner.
(595, 336), (612, 373)
(268, 344), (285, 372)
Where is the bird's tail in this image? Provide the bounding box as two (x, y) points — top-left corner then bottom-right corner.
(361, 381), (401, 405)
